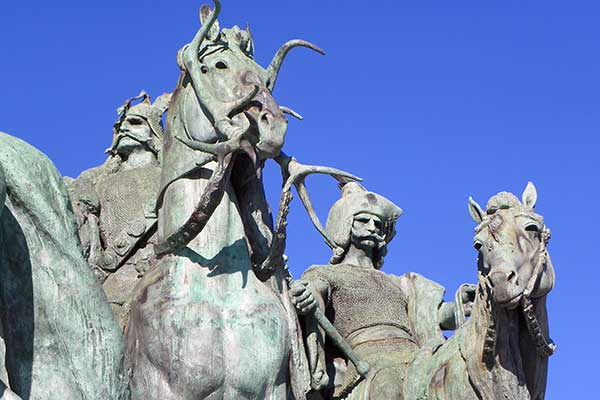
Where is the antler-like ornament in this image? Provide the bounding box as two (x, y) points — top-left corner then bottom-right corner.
(261, 154), (370, 378)
(280, 106), (303, 120)
(188, 0), (221, 60)
(258, 152), (361, 273)
(267, 40), (325, 92)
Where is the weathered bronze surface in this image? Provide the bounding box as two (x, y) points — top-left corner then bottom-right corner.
(124, 2), (329, 399)
(291, 183), (472, 399)
(66, 91), (171, 327)
(0, 133), (126, 399)
(0, 1), (555, 399)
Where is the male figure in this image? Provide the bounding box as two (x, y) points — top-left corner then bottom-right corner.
(66, 91), (170, 326)
(291, 183), (470, 399)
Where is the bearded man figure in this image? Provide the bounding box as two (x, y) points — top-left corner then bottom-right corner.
(291, 183), (472, 400)
(66, 91), (171, 327)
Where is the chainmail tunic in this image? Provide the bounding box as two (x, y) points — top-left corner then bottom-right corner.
(96, 166), (161, 248)
(302, 264), (413, 341)
(303, 264), (416, 398)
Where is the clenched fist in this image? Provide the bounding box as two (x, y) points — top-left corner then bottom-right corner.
(289, 280), (317, 315)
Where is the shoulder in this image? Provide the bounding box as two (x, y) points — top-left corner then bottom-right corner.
(64, 172), (101, 221)
(398, 272), (446, 297)
(301, 264), (337, 283)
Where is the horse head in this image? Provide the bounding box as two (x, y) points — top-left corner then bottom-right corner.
(461, 182), (556, 399)
(468, 182), (555, 310)
(164, 0), (323, 177)
(156, 0), (329, 256)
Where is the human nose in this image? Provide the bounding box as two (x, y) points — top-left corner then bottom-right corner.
(366, 219), (377, 232)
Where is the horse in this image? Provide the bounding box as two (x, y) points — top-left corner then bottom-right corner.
(404, 182), (555, 400)
(125, 2), (332, 399)
(0, 132), (127, 400)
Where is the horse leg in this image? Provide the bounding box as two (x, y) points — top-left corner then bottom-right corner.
(366, 367), (405, 400)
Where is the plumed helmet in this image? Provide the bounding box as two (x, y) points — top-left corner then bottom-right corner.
(325, 182), (403, 267)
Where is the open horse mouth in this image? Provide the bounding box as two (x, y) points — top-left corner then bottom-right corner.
(242, 95), (287, 160)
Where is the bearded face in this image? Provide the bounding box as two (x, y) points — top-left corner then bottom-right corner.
(350, 212), (385, 252)
(114, 113), (154, 157)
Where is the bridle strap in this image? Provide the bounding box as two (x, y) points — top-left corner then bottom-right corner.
(521, 296), (556, 357)
(522, 230), (549, 298)
(520, 230), (556, 357)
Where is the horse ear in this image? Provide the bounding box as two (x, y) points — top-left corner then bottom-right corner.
(468, 196), (484, 224)
(522, 181), (538, 209)
(200, 4), (220, 40)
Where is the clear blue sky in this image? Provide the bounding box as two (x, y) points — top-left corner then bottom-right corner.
(1, 1), (597, 397)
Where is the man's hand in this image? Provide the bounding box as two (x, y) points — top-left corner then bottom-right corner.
(460, 284), (477, 317)
(290, 280), (317, 315)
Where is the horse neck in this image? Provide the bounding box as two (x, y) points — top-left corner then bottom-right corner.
(463, 281), (549, 399)
(161, 87), (250, 267)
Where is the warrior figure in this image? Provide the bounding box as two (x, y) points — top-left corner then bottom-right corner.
(66, 91), (171, 326)
(291, 183), (471, 399)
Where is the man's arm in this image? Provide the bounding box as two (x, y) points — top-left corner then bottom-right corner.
(438, 301), (459, 330)
(290, 278), (330, 391)
(438, 284), (476, 330)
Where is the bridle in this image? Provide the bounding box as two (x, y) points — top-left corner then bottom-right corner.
(457, 222), (556, 362)
(519, 226), (556, 357)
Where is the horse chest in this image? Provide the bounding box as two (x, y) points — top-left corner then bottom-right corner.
(130, 260), (290, 399)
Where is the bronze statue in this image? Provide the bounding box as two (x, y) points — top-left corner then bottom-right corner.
(401, 182), (555, 400)
(0, 132), (126, 400)
(291, 182), (470, 399)
(0, 2), (558, 399)
(66, 90), (170, 325)
(124, 2), (346, 399)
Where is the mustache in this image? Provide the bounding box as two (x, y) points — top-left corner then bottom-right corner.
(355, 232), (385, 242)
(105, 131), (151, 154)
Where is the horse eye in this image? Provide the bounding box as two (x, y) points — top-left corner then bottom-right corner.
(215, 61), (228, 70)
(200, 65), (209, 74)
(525, 224), (539, 233)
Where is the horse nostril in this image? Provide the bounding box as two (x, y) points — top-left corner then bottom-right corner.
(489, 269), (518, 288)
(260, 112), (270, 126)
(507, 270), (518, 284)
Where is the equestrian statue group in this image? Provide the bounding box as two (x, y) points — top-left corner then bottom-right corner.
(0, 2), (555, 399)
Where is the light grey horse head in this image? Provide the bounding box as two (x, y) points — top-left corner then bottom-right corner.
(468, 182), (555, 309)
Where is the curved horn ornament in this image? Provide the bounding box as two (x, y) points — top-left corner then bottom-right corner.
(267, 40), (325, 91)
(189, 0), (222, 59)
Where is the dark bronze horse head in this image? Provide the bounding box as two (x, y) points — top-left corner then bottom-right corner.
(161, 0), (324, 192)
(155, 0), (329, 256)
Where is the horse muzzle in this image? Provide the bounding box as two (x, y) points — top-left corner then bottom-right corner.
(488, 268), (523, 309)
(245, 88), (287, 159)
